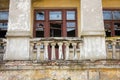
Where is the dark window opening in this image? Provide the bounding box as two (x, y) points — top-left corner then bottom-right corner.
(36, 11), (45, 20)
(0, 30), (7, 38)
(50, 23), (61, 37)
(66, 22), (76, 37)
(104, 22), (112, 37)
(67, 28), (75, 37)
(36, 22), (44, 37)
(114, 22), (120, 36)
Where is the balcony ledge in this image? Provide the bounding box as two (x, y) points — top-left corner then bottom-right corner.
(0, 60), (119, 70)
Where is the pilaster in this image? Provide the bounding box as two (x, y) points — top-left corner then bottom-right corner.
(4, 0), (31, 60)
(81, 0), (106, 60)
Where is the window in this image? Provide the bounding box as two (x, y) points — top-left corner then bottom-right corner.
(34, 9), (77, 37)
(103, 9), (120, 37)
(0, 11), (9, 38)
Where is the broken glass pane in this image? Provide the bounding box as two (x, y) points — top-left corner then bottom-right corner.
(104, 22), (111, 37)
(36, 23), (44, 31)
(36, 11), (44, 20)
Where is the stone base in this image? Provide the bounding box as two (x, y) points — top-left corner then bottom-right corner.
(4, 37), (30, 60)
(0, 60), (119, 80)
(80, 36), (106, 60)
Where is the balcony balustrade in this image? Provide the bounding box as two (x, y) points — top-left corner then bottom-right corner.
(106, 38), (120, 59)
(0, 38), (120, 61)
(30, 37), (82, 62)
(0, 38), (6, 61)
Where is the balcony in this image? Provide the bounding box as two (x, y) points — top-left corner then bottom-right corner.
(0, 38), (6, 61)
(30, 37), (120, 62)
(106, 38), (120, 59)
(0, 37), (120, 62)
(30, 37), (82, 62)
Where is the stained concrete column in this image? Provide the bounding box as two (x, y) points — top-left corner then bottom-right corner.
(81, 0), (106, 60)
(4, 0), (31, 60)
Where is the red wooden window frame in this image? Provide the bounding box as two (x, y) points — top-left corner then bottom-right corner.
(103, 9), (120, 37)
(33, 9), (78, 37)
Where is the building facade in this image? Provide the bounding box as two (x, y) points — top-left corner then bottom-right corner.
(0, 0), (120, 80)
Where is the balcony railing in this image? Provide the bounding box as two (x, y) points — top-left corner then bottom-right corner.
(30, 37), (83, 61)
(0, 38), (6, 61)
(0, 38), (120, 61)
(106, 38), (120, 59)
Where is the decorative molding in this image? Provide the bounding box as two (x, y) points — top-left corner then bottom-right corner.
(6, 31), (31, 37)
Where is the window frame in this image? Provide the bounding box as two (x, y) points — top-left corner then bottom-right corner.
(103, 9), (120, 37)
(33, 9), (78, 38)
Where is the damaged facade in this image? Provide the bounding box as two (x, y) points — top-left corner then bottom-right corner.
(0, 0), (120, 80)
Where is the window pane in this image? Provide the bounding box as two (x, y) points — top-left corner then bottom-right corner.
(36, 23), (44, 30)
(103, 11), (112, 20)
(114, 22), (120, 36)
(0, 31), (7, 38)
(36, 30), (44, 37)
(67, 22), (75, 27)
(0, 11), (8, 20)
(36, 23), (44, 37)
(36, 11), (45, 20)
(49, 11), (62, 20)
(113, 11), (120, 20)
(0, 22), (8, 30)
(104, 22), (111, 37)
(67, 11), (75, 20)
(50, 23), (61, 37)
(67, 28), (75, 37)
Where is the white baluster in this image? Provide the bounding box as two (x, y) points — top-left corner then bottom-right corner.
(36, 43), (41, 61)
(106, 42), (109, 59)
(72, 42), (77, 60)
(58, 42), (63, 59)
(51, 43), (56, 60)
(30, 43), (34, 60)
(65, 42), (70, 60)
(112, 40), (116, 59)
(44, 41), (49, 60)
(78, 42), (82, 60)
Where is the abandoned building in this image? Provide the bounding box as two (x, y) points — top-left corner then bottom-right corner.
(0, 0), (120, 80)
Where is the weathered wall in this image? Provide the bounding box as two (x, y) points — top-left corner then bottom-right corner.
(0, 0), (9, 10)
(0, 69), (120, 80)
(0, 61), (120, 80)
(102, 0), (120, 8)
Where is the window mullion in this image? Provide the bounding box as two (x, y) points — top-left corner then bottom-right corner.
(62, 9), (67, 37)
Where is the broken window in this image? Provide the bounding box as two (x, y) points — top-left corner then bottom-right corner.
(0, 11), (9, 38)
(103, 9), (120, 37)
(34, 9), (77, 37)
